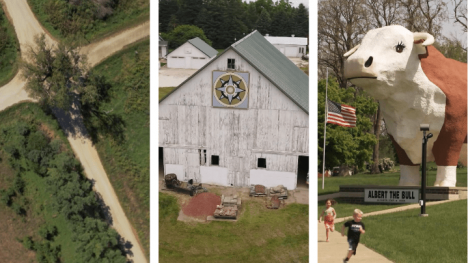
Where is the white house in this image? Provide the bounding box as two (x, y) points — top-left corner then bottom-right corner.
(166, 37), (218, 69)
(264, 34), (307, 58)
(159, 31), (309, 190)
(159, 35), (168, 58)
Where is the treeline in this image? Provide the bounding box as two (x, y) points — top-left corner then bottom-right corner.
(159, 0), (309, 49)
(0, 120), (126, 263)
(28, 0), (149, 41)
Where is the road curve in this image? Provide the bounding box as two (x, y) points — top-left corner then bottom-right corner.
(1, 0), (149, 262)
(80, 21), (150, 67)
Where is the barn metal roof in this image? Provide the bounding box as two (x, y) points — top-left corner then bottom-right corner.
(188, 37), (218, 58)
(161, 31), (309, 114)
(232, 31), (309, 113)
(264, 36), (308, 45)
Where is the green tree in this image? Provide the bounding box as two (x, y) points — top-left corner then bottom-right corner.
(256, 8), (272, 35)
(22, 34), (88, 110)
(159, 0), (179, 32)
(72, 218), (126, 263)
(294, 3), (309, 37)
(318, 78), (378, 170)
(165, 25), (212, 49)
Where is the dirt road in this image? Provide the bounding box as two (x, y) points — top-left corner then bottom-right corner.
(80, 21), (150, 67)
(1, 1), (149, 262)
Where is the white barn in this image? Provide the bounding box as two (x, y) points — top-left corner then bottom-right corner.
(264, 35), (307, 58)
(159, 31), (309, 190)
(166, 37), (218, 69)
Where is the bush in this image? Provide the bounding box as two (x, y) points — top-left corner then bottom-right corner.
(21, 236), (34, 250)
(13, 174), (25, 194)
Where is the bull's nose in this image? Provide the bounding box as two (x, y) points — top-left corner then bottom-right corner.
(343, 56), (378, 80)
(365, 56), (373, 67)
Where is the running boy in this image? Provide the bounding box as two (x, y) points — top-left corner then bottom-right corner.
(318, 199), (336, 242)
(341, 209), (365, 262)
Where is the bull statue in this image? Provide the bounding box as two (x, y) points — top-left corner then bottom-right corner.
(343, 25), (467, 187)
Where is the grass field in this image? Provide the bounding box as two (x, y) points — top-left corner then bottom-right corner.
(91, 39), (149, 258)
(336, 200), (467, 263)
(0, 4), (19, 87)
(318, 164), (467, 195)
(0, 103), (81, 262)
(27, 0), (149, 43)
(159, 192), (309, 263)
(317, 198), (411, 220)
(159, 87), (176, 101)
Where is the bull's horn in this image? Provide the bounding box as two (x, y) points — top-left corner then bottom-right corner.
(344, 44), (360, 58)
(413, 32), (434, 46)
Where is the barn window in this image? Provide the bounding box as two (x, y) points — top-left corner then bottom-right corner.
(199, 149), (207, 165)
(227, 59), (235, 69)
(258, 158), (266, 168)
(200, 57), (205, 59)
(211, 155), (219, 165)
(193, 57), (199, 59)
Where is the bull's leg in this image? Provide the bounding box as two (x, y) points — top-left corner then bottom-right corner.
(399, 165), (420, 186)
(434, 166), (457, 187)
(390, 136), (421, 186)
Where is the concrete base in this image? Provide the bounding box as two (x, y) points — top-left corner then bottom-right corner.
(419, 214), (429, 217)
(339, 185), (467, 203)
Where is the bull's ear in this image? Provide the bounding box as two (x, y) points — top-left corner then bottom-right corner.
(413, 32), (434, 46)
(344, 44), (360, 58)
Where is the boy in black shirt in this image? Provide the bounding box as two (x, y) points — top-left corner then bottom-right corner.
(341, 209), (365, 262)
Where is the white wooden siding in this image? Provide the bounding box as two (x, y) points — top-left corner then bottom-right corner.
(160, 49), (308, 187)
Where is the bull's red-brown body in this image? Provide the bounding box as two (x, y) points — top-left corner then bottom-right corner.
(418, 46), (467, 166)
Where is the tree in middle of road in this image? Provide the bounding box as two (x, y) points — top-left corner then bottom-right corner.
(22, 33), (124, 143)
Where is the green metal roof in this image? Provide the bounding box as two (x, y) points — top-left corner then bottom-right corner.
(232, 31), (308, 113)
(188, 37), (218, 58)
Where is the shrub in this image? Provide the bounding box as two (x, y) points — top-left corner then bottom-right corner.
(21, 236), (34, 250)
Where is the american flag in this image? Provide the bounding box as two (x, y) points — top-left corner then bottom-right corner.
(326, 99), (356, 127)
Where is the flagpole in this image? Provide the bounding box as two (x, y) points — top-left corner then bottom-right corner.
(322, 68), (328, 189)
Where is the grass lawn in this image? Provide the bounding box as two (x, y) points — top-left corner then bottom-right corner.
(159, 87), (176, 101)
(317, 198), (411, 220)
(336, 200), (467, 263)
(0, 103), (82, 261)
(159, 192), (309, 263)
(27, 0), (149, 43)
(92, 39), (149, 258)
(318, 163), (467, 195)
(0, 4), (19, 87)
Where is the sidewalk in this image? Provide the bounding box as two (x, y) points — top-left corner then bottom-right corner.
(317, 221), (392, 263)
(317, 200), (457, 262)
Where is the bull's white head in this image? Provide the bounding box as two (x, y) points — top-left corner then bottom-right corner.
(343, 25), (434, 100)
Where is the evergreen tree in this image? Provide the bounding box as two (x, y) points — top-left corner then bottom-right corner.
(256, 8), (271, 35)
(159, 0), (179, 33)
(294, 3), (308, 37)
(177, 0), (204, 25)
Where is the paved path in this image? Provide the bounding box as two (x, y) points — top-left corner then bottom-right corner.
(317, 221), (392, 263)
(317, 200), (457, 262)
(1, 1), (149, 262)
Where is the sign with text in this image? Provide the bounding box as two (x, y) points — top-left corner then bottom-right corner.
(364, 189), (419, 203)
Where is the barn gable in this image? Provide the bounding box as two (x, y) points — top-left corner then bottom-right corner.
(160, 31), (308, 189)
(161, 31), (308, 114)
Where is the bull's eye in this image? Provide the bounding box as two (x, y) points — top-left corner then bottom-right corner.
(395, 41), (405, 53)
